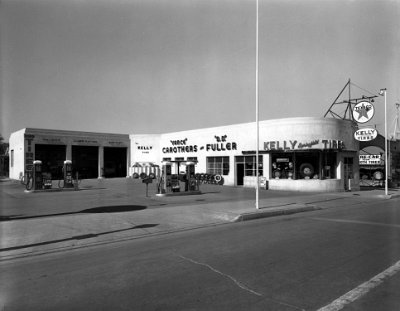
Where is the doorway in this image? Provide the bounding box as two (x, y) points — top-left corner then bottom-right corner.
(72, 146), (99, 179)
(104, 147), (127, 178)
(236, 163), (244, 186)
(344, 157), (354, 190)
(35, 144), (66, 180)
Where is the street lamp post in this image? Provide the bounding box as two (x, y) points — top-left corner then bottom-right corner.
(255, 0), (260, 209)
(379, 88), (388, 196)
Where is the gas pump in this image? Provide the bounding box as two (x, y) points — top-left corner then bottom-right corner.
(185, 161), (197, 191)
(32, 160), (43, 190)
(156, 160), (201, 196)
(159, 161), (172, 194)
(63, 160), (74, 188)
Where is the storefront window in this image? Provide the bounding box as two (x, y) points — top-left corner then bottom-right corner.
(236, 155), (263, 177)
(322, 152), (337, 179)
(271, 154), (294, 179)
(207, 156), (230, 175)
(271, 151), (337, 180)
(295, 152), (320, 180)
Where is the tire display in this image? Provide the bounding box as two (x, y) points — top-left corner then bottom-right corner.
(299, 163), (314, 178)
(273, 170), (281, 179)
(373, 171), (383, 180)
(214, 175), (222, 183)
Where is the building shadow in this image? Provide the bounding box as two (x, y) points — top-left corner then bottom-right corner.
(80, 205), (147, 213)
(0, 205), (148, 221)
(0, 223), (159, 252)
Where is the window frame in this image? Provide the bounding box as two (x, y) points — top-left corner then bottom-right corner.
(206, 156), (230, 175)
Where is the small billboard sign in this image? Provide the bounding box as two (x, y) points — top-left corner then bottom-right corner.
(359, 154), (382, 165)
(354, 128), (377, 141)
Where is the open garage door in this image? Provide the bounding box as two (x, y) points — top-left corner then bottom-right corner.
(72, 146), (98, 179)
(35, 144), (66, 180)
(104, 147), (127, 178)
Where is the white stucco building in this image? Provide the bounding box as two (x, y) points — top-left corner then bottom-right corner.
(9, 117), (360, 192)
(9, 128), (130, 180)
(130, 117), (360, 192)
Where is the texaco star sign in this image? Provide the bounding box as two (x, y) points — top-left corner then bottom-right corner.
(352, 101), (375, 123)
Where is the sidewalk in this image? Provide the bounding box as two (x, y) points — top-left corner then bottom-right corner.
(1, 178), (399, 260)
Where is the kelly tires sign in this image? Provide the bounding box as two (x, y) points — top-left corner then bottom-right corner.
(354, 128), (378, 142)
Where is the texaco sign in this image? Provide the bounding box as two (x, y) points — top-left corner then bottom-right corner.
(352, 101), (375, 123)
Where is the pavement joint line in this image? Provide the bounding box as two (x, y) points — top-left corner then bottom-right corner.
(0, 225), (147, 252)
(317, 259), (400, 311)
(310, 217), (400, 229)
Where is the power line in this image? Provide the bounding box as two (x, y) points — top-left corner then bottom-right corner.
(350, 81), (377, 97)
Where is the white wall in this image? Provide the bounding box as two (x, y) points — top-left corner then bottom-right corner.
(129, 117), (359, 190)
(9, 128), (130, 180)
(9, 129), (27, 180)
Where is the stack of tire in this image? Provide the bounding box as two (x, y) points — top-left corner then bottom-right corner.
(132, 172), (156, 179)
(195, 173), (224, 185)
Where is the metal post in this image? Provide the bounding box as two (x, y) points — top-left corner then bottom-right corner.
(255, 0), (260, 209)
(384, 90), (388, 196)
(380, 88), (388, 196)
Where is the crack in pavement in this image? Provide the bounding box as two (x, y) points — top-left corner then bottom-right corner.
(178, 254), (263, 297)
(177, 254), (306, 310)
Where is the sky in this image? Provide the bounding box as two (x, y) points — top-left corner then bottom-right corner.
(1, 0), (399, 141)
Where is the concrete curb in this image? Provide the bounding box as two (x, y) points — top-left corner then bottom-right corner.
(233, 204), (321, 222)
(376, 193), (400, 199)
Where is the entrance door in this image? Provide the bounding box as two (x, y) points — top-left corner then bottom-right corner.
(236, 163), (244, 186)
(72, 146), (99, 179)
(344, 157), (354, 190)
(35, 144), (66, 180)
(104, 147), (127, 178)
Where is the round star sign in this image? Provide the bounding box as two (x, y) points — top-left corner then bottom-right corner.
(352, 101), (375, 123)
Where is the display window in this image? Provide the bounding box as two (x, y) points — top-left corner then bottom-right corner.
(236, 155), (263, 176)
(271, 151), (337, 180)
(271, 154), (294, 179)
(321, 151), (337, 179)
(207, 156), (230, 175)
(295, 152), (319, 179)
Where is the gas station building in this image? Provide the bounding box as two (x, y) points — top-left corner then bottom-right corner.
(9, 117), (361, 192)
(9, 128), (130, 181)
(131, 117), (359, 192)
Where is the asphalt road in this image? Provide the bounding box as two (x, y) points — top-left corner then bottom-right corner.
(1, 196), (399, 310)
